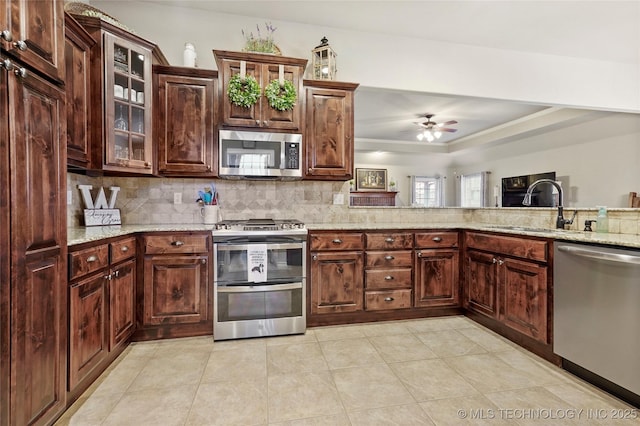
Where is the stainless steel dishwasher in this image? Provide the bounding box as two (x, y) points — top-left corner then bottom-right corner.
(554, 242), (640, 406)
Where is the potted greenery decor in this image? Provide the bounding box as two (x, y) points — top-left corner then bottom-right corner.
(242, 22), (281, 55)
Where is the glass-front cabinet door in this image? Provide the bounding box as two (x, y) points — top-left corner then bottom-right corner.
(104, 33), (153, 173)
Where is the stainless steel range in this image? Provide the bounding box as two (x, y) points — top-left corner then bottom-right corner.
(212, 219), (307, 340)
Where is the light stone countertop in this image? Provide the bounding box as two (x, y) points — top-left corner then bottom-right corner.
(68, 222), (640, 249)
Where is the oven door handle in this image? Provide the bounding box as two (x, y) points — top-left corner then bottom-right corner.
(217, 282), (303, 293)
(215, 242), (303, 251)
(214, 236), (305, 245)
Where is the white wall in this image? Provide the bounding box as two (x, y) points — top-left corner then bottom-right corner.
(92, 1), (639, 112)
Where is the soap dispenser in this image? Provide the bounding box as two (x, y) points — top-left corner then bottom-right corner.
(595, 206), (608, 233)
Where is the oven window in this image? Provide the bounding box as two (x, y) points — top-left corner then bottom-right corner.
(216, 245), (304, 283)
(217, 285), (303, 322)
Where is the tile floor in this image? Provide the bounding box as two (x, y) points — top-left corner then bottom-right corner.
(55, 316), (639, 425)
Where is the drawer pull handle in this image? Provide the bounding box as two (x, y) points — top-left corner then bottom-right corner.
(332, 239), (343, 244)
(432, 237), (442, 242)
(86, 255), (98, 263)
(171, 241), (185, 247)
(384, 275), (394, 280)
(384, 255), (395, 260)
(384, 237), (395, 243)
(121, 246), (129, 252)
(384, 297), (394, 302)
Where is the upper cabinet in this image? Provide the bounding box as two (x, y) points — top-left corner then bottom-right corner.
(304, 80), (359, 180)
(213, 50), (306, 131)
(153, 65), (218, 177)
(0, 0), (65, 83)
(69, 15), (168, 175)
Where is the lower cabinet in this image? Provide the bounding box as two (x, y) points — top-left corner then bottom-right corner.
(138, 232), (212, 339)
(414, 232), (460, 308)
(68, 236), (136, 395)
(464, 231), (550, 343)
(309, 232), (364, 315)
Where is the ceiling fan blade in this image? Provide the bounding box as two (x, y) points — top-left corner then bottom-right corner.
(438, 120), (458, 126)
(439, 128), (457, 132)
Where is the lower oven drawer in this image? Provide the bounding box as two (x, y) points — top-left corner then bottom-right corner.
(365, 289), (412, 311)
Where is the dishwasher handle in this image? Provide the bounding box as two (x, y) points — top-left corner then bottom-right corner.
(557, 245), (640, 265)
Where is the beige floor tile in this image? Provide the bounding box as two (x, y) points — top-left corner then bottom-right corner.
(54, 393), (122, 426)
(457, 326), (515, 352)
(89, 355), (149, 397)
(546, 382), (638, 416)
(391, 358), (479, 401)
(347, 403), (435, 425)
(493, 350), (566, 386)
(484, 387), (587, 425)
(416, 329), (487, 357)
(268, 413), (351, 426)
(312, 324), (366, 342)
(154, 335), (214, 353)
(405, 316), (477, 333)
(265, 329), (318, 346)
(101, 384), (197, 426)
(368, 333), (438, 363)
(201, 344), (267, 383)
(358, 320), (412, 337)
(331, 364), (414, 411)
(212, 336), (267, 351)
(186, 379), (268, 426)
(445, 353), (541, 393)
(320, 337), (384, 369)
(126, 340), (161, 357)
(267, 371), (344, 423)
(420, 395), (513, 426)
(267, 342), (329, 375)
(127, 351), (209, 392)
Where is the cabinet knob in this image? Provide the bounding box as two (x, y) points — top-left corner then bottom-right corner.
(121, 246), (129, 252)
(263, 120), (268, 126)
(256, 120), (260, 125)
(144, 162), (151, 167)
(201, 258), (207, 264)
(13, 67), (27, 79)
(312, 254), (318, 261)
(498, 259), (504, 266)
(384, 237), (395, 243)
(13, 40), (27, 51)
(105, 274), (112, 280)
(337, 266), (344, 273)
(171, 240), (185, 247)
(384, 275), (394, 281)
(1, 58), (13, 71)
(384, 255), (395, 261)
(113, 269), (120, 277)
(384, 297), (394, 302)
(86, 255), (98, 263)
(0, 30), (12, 42)
(207, 165), (211, 171)
(432, 237), (442, 242)
(332, 239), (343, 244)
(417, 252), (423, 258)
(492, 258), (497, 263)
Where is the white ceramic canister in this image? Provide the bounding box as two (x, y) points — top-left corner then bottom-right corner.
(183, 42), (197, 67)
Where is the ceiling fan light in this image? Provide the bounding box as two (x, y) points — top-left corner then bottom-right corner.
(425, 131), (435, 142)
(416, 133), (424, 141)
(434, 130), (442, 138)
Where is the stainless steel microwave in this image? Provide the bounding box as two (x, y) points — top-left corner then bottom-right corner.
(218, 130), (302, 179)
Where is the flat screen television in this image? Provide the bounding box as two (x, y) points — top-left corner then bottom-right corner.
(501, 171), (556, 207)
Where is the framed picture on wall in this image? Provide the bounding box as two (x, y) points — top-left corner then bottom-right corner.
(355, 168), (387, 191)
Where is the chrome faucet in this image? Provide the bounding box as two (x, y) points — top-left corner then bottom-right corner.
(522, 179), (576, 229)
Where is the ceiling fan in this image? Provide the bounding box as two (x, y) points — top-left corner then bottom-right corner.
(415, 114), (458, 142)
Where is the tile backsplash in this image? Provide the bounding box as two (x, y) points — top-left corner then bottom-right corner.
(67, 173), (640, 234)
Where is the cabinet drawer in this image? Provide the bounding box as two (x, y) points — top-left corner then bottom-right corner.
(366, 233), (413, 250)
(465, 232), (548, 262)
(365, 268), (412, 289)
(366, 250), (412, 267)
(69, 244), (109, 280)
(309, 233), (364, 251)
(365, 289), (412, 311)
(144, 234), (209, 254)
(415, 232), (459, 248)
(110, 237), (136, 264)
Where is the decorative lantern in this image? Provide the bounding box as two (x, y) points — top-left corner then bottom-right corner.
(311, 37), (337, 80)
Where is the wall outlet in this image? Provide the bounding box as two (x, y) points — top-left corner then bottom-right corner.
(67, 190), (72, 205)
(173, 192), (182, 204)
(333, 193), (344, 205)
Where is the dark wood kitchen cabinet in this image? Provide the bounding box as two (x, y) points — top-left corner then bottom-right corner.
(303, 80), (359, 180)
(464, 231), (549, 343)
(67, 236), (135, 399)
(70, 15), (168, 175)
(154, 65), (218, 176)
(214, 50), (306, 131)
(138, 233), (212, 340)
(65, 12), (95, 169)
(0, 48), (67, 425)
(364, 232), (413, 311)
(0, 0), (65, 83)
(414, 231), (460, 308)
(309, 232), (364, 315)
